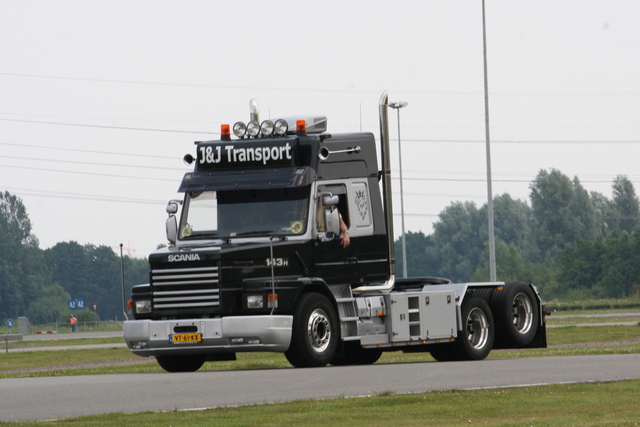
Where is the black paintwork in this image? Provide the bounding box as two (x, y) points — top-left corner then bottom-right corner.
(131, 131), (389, 321)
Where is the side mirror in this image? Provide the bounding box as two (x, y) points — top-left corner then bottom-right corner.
(166, 201), (180, 215)
(324, 206), (340, 239)
(322, 194), (339, 207)
(166, 216), (177, 245)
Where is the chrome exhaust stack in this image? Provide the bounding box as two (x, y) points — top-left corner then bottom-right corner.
(352, 90), (396, 294)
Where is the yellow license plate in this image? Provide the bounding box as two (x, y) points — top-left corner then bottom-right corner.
(170, 333), (202, 344)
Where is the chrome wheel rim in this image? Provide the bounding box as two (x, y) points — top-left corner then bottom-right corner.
(307, 308), (331, 353)
(512, 292), (534, 334)
(466, 307), (489, 350)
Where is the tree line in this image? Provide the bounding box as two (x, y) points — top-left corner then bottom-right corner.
(0, 191), (149, 325)
(395, 169), (640, 300)
(2, 167), (639, 325)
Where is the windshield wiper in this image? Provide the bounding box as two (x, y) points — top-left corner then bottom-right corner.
(189, 232), (220, 239)
(233, 230), (279, 237)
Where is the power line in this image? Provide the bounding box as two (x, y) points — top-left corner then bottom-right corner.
(1, 154), (186, 172)
(0, 141), (175, 160)
(2, 72), (639, 96)
(0, 163), (178, 182)
(0, 118), (217, 134)
(3, 116), (637, 144)
(402, 138), (640, 144)
(0, 72), (378, 94)
(0, 111), (212, 126)
(1, 157), (635, 186)
(395, 176), (635, 184)
(7, 187), (166, 205)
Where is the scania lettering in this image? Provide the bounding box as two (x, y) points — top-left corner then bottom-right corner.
(167, 254), (201, 262)
(124, 93), (547, 372)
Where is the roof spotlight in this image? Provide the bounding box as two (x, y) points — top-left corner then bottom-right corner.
(246, 121), (260, 138)
(233, 122), (247, 138)
(260, 120), (274, 137)
(274, 119), (289, 136)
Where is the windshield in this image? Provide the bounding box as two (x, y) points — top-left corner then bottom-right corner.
(179, 186), (310, 239)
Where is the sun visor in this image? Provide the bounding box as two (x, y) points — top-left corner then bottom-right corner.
(178, 166), (316, 193)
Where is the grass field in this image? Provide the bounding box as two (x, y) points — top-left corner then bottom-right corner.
(1, 307), (639, 425)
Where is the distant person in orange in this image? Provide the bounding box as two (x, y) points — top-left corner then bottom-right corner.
(70, 314), (77, 333)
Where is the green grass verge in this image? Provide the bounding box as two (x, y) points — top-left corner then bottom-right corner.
(4, 380), (640, 426)
(0, 347), (138, 372)
(545, 298), (640, 312)
(547, 323), (640, 344)
(2, 324), (640, 378)
(9, 337), (125, 348)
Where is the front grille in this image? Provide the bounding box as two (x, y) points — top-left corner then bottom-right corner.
(151, 266), (219, 310)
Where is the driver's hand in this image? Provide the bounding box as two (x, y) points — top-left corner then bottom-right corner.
(341, 232), (350, 248)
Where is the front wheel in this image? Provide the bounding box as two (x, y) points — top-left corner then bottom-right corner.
(156, 354), (206, 372)
(285, 293), (338, 368)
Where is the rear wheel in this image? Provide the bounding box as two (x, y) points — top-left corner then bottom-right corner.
(285, 293), (338, 368)
(156, 354), (206, 372)
(460, 298), (493, 360)
(430, 296), (494, 361)
(491, 282), (539, 347)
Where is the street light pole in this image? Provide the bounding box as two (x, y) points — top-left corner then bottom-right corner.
(120, 243), (129, 321)
(388, 101), (408, 278)
(482, 0), (497, 282)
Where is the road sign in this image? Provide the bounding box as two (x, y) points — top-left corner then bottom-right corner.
(92, 303), (98, 313)
(7, 319), (13, 328)
(69, 298), (85, 310)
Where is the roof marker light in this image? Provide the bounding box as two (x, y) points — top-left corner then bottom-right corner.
(296, 120), (307, 136)
(221, 124), (231, 141)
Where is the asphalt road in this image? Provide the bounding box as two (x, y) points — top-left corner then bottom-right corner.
(2, 353), (640, 422)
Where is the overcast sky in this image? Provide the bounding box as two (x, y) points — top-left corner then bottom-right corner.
(1, 1), (639, 258)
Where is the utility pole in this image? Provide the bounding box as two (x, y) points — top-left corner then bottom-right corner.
(482, 0), (497, 282)
(120, 243), (129, 320)
(388, 101), (408, 278)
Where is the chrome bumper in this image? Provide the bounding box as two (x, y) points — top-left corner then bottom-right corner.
(123, 315), (292, 357)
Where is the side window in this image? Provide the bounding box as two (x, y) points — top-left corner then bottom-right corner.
(336, 195), (350, 229)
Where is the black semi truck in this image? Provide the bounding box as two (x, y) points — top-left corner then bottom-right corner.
(124, 92), (546, 372)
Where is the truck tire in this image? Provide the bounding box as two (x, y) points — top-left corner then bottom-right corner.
(331, 342), (382, 366)
(458, 296), (494, 360)
(430, 296), (493, 361)
(285, 293), (338, 368)
(491, 281), (539, 347)
(429, 343), (458, 362)
(156, 354), (206, 372)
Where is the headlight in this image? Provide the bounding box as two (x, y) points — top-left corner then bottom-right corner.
(135, 300), (152, 314)
(246, 295), (264, 309)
